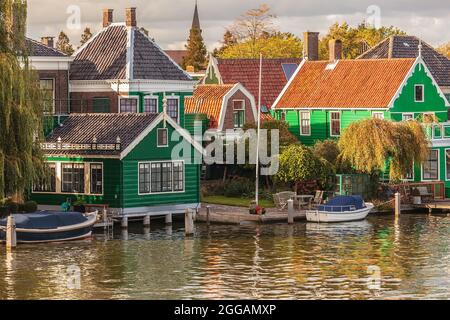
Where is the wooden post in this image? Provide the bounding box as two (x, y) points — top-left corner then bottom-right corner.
(395, 192), (401, 216)
(6, 215), (17, 249)
(185, 209), (194, 236)
(206, 206), (211, 226)
(288, 199), (294, 224)
(121, 216), (128, 229)
(143, 215), (151, 227)
(102, 209), (108, 223)
(165, 213), (172, 225)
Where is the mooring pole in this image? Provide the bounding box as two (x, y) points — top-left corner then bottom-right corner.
(185, 209), (194, 236)
(206, 206), (211, 226)
(288, 199), (294, 224)
(395, 192), (401, 216)
(143, 215), (151, 227)
(121, 216), (128, 229)
(6, 215), (17, 249)
(165, 213), (172, 225)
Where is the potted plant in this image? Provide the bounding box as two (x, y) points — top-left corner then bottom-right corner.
(73, 198), (86, 213)
(249, 201), (266, 215)
(411, 188), (421, 205)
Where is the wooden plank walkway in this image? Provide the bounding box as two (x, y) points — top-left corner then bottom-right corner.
(412, 200), (450, 211)
(196, 204), (306, 225)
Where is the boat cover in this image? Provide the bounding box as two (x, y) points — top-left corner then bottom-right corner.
(0, 212), (88, 230)
(318, 196), (366, 213)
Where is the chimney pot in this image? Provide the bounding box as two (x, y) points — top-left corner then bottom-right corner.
(304, 31), (319, 61)
(125, 7), (137, 27)
(103, 8), (113, 28)
(329, 39), (343, 61)
(41, 36), (54, 48)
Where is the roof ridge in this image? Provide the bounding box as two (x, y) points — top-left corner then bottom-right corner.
(26, 37), (67, 56)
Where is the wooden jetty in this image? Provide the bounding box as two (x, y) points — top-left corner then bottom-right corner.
(196, 204), (306, 225)
(412, 200), (450, 213)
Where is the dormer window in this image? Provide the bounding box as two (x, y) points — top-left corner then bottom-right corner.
(415, 85), (424, 102)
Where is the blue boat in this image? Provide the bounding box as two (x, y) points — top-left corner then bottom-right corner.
(306, 196), (374, 223)
(0, 211), (98, 243)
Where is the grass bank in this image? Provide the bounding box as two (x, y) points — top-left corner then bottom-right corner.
(202, 195), (275, 208)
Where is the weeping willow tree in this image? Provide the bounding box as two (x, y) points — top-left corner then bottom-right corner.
(0, 0), (46, 201)
(338, 118), (429, 181)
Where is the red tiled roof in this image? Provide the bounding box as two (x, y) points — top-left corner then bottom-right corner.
(217, 58), (301, 109)
(275, 58), (416, 109)
(165, 50), (188, 66)
(185, 84), (235, 128)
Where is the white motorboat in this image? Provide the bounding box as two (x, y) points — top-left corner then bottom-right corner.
(306, 195), (374, 223)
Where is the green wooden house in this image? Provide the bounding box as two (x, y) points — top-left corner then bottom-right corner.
(32, 113), (203, 217)
(273, 56), (450, 196)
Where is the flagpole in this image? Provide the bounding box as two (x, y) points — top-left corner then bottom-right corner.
(255, 53), (263, 205)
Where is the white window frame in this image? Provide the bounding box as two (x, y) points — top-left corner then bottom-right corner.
(402, 113), (414, 121)
(232, 99), (246, 128)
(329, 111), (341, 137)
(157, 128), (169, 148)
(89, 163), (104, 196)
(422, 149), (440, 182)
(372, 112), (385, 120)
(414, 84), (425, 103)
(445, 149), (450, 181)
(138, 160), (185, 195)
(138, 162), (152, 195)
(299, 111), (311, 136)
(61, 162), (87, 194)
(118, 96), (139, 113)
(40, 78), (55, 114)
(166, 96), (180, 124)
(143, 95), (159, 114)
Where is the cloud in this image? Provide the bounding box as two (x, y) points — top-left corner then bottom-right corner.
(27, 0), (450, 49)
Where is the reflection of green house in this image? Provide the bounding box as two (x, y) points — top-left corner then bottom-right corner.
(32, 113), (203, 217)
(273, 55), (450, 196)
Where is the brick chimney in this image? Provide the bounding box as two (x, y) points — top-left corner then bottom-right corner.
(125, 7), (137, 27)
(41, 36), (54, 48)
(304, 31), (319, 61)
(329, 39), (342, 61)
(103, 8), (113, 28)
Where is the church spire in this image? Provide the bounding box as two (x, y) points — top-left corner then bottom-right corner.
(192, 0), (201, 30)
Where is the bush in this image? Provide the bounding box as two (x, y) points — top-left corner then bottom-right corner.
(224, 177), (255, 198)
(7, 202), (19, 214)
(23, 201), (38, 213)
(0, 206), (8, 218)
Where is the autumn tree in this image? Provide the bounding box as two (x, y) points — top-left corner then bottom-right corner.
(80, 27), (92, 46)
(338, 119), (429, 181)
(56, 31), (74, 55)
(0, 0), (47, 200)
(437, 41), (450, 58)
(319, 22), (405, 59)
(217, 5), (302, 59)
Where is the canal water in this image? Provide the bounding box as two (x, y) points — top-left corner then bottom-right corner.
(1, 214), (450, 300)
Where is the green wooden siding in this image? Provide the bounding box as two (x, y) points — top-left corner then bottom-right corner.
(121, 121), (201, 209)
(185, 113), (210, 136)
(31, 158), (122, 208)
(128, 91), (192, 128)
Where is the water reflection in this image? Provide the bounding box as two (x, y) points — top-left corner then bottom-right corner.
(0, 215), (450, 299)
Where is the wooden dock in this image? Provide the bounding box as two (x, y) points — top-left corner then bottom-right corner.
(196, 204), (306, 225)
(412, 200), (450, 213)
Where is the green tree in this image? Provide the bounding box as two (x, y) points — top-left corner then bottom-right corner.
(80, 27), (92, 46)
(276, 145), (331, 193)
(182, 27), (207, 71)
(56, 31), (74, 55)
(0, 0), (47, 200)
(213, 30), (237, 57)
(437, 41), (450, 58)
(338, 119), (429, 181)
(312, 139), (352, 174)
(319, 22), (405, 59)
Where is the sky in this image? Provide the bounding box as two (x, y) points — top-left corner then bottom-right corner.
(27, 0), (450, 51)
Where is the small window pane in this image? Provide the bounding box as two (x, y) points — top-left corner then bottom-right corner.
(139, 163), (151, 194)
(120, 98), (138, 113)
(173, 162), (184, 191)
(300, 111), (310, 135)
(62, 163), (85, 193)
(167, 99), (179, 123)
(90, 164), (103, 194)
(151, 163), (162, 193)
(415, 85), (424, 102)
(158, 128), (168, 146)
(402, 114), (414, 121)
(423, 150), (439, 180)
(330, 112), (341, 136)
(144, 98), (158, 113)
(372, 112), (384, 120)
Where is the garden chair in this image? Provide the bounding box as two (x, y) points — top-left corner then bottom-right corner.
(273, 191), (296, 211)
(308, 190), (324, 209)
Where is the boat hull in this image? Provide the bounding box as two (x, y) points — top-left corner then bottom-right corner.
(306, 203), (374, 223)
(0, 212), (97, 243)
